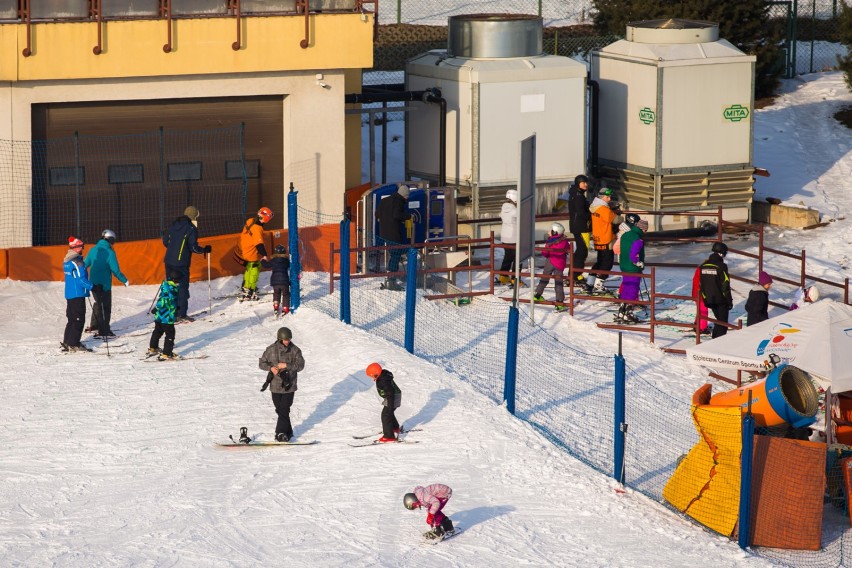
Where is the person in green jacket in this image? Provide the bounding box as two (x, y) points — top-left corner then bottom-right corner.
(84, 229), (128, 338)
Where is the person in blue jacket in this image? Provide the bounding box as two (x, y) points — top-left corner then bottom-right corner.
(62, 236), (94, 352)
(149, 271), (180, 361)
(163, 206), (210, 323)
(84, 229), (129, 338)
(261, 244), (291, 317)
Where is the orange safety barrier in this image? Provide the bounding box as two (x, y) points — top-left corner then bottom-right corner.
(0, 223), (352, 284)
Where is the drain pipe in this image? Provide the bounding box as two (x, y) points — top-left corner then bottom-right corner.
(588, 78), (600, 178)
(345, 87), (447, 187)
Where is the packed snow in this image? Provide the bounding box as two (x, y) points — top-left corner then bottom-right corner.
(1, 72), (850, 566)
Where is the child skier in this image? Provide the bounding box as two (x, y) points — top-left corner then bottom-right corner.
(615, 215), (647, 324)
(149, 271), (180, 360)
(532, 222), (571, 312)
(745, 271), (773, 326)
(62, 236), (94, 352)
(261, 244), (291, 317)
(365, 362), (402, 442)
(403, 483), (455, 539)
(258, 327), (305, 442)
(790, 285), (819, 310)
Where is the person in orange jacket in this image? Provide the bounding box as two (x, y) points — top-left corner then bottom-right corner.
(586, 187), (618, 295)
(239, 206), (273, 301)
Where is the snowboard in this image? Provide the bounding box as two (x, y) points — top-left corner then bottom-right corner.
(421, 527), (462, 545)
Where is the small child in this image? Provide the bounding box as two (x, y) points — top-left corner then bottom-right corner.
(261, 244), (291, 317)
(532, 222), (571, 312)
(365, 363), (402, 442)
(149, 271), (179, 360)
(62, 236), (94, 352)
(745, 270), (773, 326)
(790, 285), (819, 310)
(403, 483), (455, 539)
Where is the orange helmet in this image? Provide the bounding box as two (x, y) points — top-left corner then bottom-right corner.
(257, 207), (274, 224)
(366, 362), (382, 379)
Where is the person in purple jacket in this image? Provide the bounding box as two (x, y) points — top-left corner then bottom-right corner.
(532, 222), (571, 312)
(403, 483), (455, 539)
(616, 214), (647, 324)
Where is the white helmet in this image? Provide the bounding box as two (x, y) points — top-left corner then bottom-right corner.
(505, 189), (518, 202)
(550, 222), (565, 235)
(805, 286), (820, 302)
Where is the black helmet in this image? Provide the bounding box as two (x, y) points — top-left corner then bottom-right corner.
(403, 493), (419, 510)
(274, 244), (287, 255)
(574, 174), (588, 186)
(712, 242), (728, 255)
(277, 327), (292, 341)
(625, 213), (641, 226)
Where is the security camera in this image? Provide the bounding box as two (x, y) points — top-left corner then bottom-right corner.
(318, 82), (330, 90)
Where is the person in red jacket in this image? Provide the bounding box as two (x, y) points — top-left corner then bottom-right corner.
(533, 222), (571, 312)
(403, 483), (455, 539)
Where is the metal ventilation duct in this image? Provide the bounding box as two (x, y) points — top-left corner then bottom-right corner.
(626, 19), (719, 44)
(447, 14), (543, 59)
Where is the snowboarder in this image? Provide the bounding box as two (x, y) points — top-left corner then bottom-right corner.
(261, 244), (291, 317)
(84, 229), (129, 338)
(238, 207), (273, 301)
(163, 205), (211, 323)
(745, 271), (773, 326)
(403, 484), (455, 540)
(149, 271), (180, 360)
(554, 174), (592, 286)
(61, 236), (94, 352)
(532, 222), (571, 312)
(494, 189), (520, 287)
(699, 242), (734, 338)
(587, 187), (618, 295)
(258, 327), (305, 442)
(365, 362), (402, 442)
(615, 215), (647, 324)
(375, 183), (412, 290)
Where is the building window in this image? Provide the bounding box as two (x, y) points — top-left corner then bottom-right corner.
(108, 164), (144, 184)
(226, 159), (260, 179)
(168, 162), (202, 182)
(49, 166), (85, 186)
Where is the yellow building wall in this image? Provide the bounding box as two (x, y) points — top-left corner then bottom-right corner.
(0, 14), (373, 81)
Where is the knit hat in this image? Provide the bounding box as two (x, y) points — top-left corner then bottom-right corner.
(397, 184), (410, 199)
(184, 206), (199, 221)
(68, 236), (84, 248)
(758, 271), (773, 286)
(637, 220), (649, 232)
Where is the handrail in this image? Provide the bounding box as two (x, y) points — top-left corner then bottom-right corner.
(159, 0), (172, 53)
(19, 0), (31, 57)
(228, 0), (241, 51)
(91, 0), (103, 55)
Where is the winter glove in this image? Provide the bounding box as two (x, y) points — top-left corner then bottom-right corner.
(261, 371), (274, 392)
(203, 245), (212, 254)
(635, 261), (644, 269)
(279, 369), (292, 390)
(426, 513), (434, 526)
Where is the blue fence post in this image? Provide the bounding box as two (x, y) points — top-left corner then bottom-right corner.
(287, 183), (301, 313)
(738, 394), (755, 549)
(403, 247), (417, 354)
(613, 333), (626, 483)
(339, 217), (351, 324)
(503, 305), (519, 415)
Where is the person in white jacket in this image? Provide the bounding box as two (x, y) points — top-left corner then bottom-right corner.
(496, 189), (519, 285)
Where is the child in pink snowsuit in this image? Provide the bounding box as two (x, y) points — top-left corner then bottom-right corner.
(403, 483), (454, 538)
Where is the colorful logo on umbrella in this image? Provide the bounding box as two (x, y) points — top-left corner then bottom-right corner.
(756, 323), (801, 356)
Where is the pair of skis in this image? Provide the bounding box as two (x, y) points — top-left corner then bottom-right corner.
(348, 427), (422, 447)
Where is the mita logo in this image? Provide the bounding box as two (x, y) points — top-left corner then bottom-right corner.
(723, 104), (750, 122)
(639, 107), (655, 124)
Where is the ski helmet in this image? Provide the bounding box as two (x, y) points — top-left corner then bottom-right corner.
(598, 187), (613, 198)
(550, 222), (565, 235)
(274, 244), (287, 255)
(101, 229), (116, 244)
(805, 285), (820, 302)
(403, 493), (419, 510)
(505, 189), (518, 202)
(624, 213), (641, 226)
(711, 242), (728, 255)
(277, 327), (292, 341)
(574, 174), (588, 186)
(366, 362), (382, 379)
(257, 207), (274, 224)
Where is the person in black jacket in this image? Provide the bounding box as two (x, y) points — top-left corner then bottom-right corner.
(375, 184), (412, 290)
(366, 362), (402, 443)
(745, 271), (773, 326)
(699, 242), (734, 338)
(261, 244), (291, 317)
(566, 175), (592, 286)
(162, 206), (210, 322)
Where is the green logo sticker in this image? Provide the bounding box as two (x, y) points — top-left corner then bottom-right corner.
(723, 104), (750, 122)
(639, 107), (655, 125)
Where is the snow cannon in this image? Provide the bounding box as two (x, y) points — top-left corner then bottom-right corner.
(709, 364), (818, 428)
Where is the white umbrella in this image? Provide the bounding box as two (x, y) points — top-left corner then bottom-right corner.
(685, 300), (852, 391)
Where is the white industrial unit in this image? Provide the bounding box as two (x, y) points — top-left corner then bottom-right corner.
(592, 19), (756, 228)
(405, 14), (587, 218)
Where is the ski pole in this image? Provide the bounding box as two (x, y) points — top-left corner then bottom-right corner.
(640, 276), (650, 315)
(207, 251), (212, 315)
(147, 285), (160, 316)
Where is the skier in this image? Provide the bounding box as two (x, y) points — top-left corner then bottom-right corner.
(532, 222), (571, 312)
(790, 285), (819, 310)
(238, 206), (274, 301)
(699, 242), (734, 338)
(745, 271), (773, 326)
(615, 215), (647, 324)
(554, 174), (592, 287)
(61, 236), (94, 352)
(84, 229), (129, 338)
(691, 265), (710, 335)
(149, 271), (180, 360)
(375, 183), (412, 290)
(586, 188), (618, 295)
(403, 484), (455, 540)
(261, 244), (291, 317)
(163, 205), (211, 323)
(365, 362), (402, 443)
(495, 189), (520, 286)
(258, 327), (305, 442)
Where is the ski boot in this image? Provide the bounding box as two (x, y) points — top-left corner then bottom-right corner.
(275, 433), (290, 442)
(273, 302), (280, 317)
(239, 427), (251, 444)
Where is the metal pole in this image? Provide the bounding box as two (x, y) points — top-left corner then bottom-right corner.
(738, 391), (755, 549)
